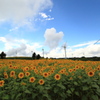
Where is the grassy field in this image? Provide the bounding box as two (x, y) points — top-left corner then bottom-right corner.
(0, 59), (100, 100)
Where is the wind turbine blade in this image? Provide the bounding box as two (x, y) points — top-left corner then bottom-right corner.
(94, 39), (100, 45)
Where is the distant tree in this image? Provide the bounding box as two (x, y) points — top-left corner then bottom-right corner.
(36, 54), (41, 59)
(46, 57), (48, 59)
(0, 51), (6, 59)
(32, 52), (36, 59)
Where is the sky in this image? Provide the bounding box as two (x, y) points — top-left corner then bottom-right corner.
(0, 0), (100, 58)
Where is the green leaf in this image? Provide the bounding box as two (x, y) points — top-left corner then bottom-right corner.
(66, 89), (71, 94)
(25, 89), (31, 94)
(82, 95), (88, 100)
(97, 89), (100, 93)
(39, 86), (44, 93)
(45, 86), (51, 90)
(15, 93), (22, 100)
(82, 86), (89, 91)
(43, 94), (51, 100)
(54, 88), (58, 93)
(74, 82), (78, 86)
(75, 91), (80, 96)
(82, 79), (88, 83)
(92, 84), (99, 89)
(70, 88), (75, 92)
(59, 92), (66, 98)
(57, 83), (66, 89)
(2, 95), (10, 100)
(32, 93), (38, 99)
(91, 95), (99, 100)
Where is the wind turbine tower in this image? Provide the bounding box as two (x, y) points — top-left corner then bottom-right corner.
(42, 48), (44, 58)
(62, 42), (67, 59)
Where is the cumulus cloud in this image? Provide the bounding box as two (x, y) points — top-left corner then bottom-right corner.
(0, 37), (27, 50)
(9, 27), (19, 32)
(39, 12), (54, 20)
(73, 41), (96, 48)
(1, 36), (100, 58)
(7, 43), (27, 56)
(0, 37), (7, 42)
(0, 0), (53, 27)
(67, 41), (100, 57)
(44, 28), (64, 49)
(6, 42), (43, 57)
(39, 13), (48, 18)
(44, 42), (100, 58)
(0, 37), (43, 57)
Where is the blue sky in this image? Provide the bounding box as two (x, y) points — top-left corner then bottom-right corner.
(0, 0), (100, 58)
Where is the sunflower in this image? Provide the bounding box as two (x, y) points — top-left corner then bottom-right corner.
(88, 71), (94, 77)
(4, 74), (8, 79)
(21, 82), (26, 85)
(32, 66), (36, 70)
(10, 71), (15, 77)
(9, 64), (13, 68)
(30, 67), (33, 70)
(29, 77), (36, 83)
(78, 76), (82, 79)
(65, 72), (68, 76)
(13, 75), (17, 79)
(18, 72), (24, 78)
(23, 67), (29, 72)
(54, 74), (61, 80)
(48, 72), (51, 76)
(43, 72), (49, 78)
(98, 73), (100, 76)
(0, 80), (4, 87)
(34, 69), (38, 74)
(3, 72), (7, 75)
(73, 68), (76, 71)
(39, 79), (44, 85)
(68, 69), (73, 73)
(70, 77), (73, 80)
(75, 65), (79, 69)
(81, 66), (85, 70)
(25, 72), (30, 77)
(50, 70), (54, 73)
(97, 67), (100, 71)
(59, 70), (65, 74)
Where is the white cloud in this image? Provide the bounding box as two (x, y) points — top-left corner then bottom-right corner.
(67, 41), (100, 57)
(0, 37), (28, 50)
(39, 12), (54, 20)
(39, 13), (48, 18)
(44, 28), (64, 49)
(0, 0), (53, 27)
(72, 41), (96, 48)
(0, 37), (43, 57)
(0, 36), (100, 58)
(0, 37), (7, 42)
(49, 9), (52, 12)
(9, 27), (19, 32)
(6, 42), (43, 57)
(7, 43), (27, 57)
(46, 47), (64, 58)
(45, 43), (100, 58)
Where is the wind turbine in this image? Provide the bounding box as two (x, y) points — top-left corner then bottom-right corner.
(61, 42), (67, 59)
(94, 39), (100, 45)
(42, 48), (44, 58)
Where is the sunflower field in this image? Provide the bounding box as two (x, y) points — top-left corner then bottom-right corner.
(0, 59), (100, 100)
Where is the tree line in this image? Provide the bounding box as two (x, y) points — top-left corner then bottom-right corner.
(0, 51), (41, 59)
